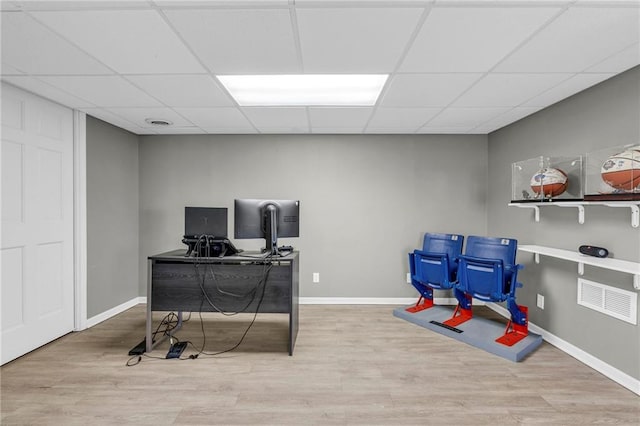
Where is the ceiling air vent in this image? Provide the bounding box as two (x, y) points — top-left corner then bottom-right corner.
(145, 118), (172, 126)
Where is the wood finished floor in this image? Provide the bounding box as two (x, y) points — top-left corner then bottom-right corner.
(1, 304), (638, 425)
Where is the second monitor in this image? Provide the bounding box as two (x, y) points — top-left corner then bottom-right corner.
(184, 206), (227, 238)
(183, 207), (240, 257)
(234, 199), (299, 255)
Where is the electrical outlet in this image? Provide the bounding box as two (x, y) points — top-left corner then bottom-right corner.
(537, 294), (545, 310)
(313, 272), (320, 283)
(406, 273), (411, 284)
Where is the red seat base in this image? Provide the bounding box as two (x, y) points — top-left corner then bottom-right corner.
(496, 306), (529, 347)
(443, 303), (472, 327)
(405, 296), (433, 313)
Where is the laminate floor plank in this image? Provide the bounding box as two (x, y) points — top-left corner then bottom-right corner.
(1, 304), (638, 425)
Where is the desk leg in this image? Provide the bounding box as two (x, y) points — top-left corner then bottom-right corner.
(289, 300), (298, 356)
(146, 259), (153, 353)
(145, 260), (186, 353)
(289, 257), (299, 356)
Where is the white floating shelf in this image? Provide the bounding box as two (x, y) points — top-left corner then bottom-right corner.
(518, 245), (640, 290)
(508, 201), (640, 228)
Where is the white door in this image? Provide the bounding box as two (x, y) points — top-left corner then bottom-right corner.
(1, 83), (75, 364)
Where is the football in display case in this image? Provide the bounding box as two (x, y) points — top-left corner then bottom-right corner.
(584, 144), (640, 201)
(511, 156), (583, 202)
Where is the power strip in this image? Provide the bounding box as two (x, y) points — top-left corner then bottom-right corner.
(166, 342), (188, 359)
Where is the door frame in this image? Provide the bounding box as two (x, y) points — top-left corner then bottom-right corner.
(73, 110), (87, 331)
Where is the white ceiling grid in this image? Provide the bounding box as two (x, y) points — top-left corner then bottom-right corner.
(1, 0), (638, 135)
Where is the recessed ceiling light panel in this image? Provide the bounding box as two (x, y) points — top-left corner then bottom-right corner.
(217, 74), (388, 106)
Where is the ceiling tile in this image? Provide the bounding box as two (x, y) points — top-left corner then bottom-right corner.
(1, 11), (112, 75)
(257, 127), (309, 133)
(104, 107), (195, 128)
(16, 1), (152, 10)
(380, 73), (482, 107)
(368, 107), (441, 129)
(523, 73), (614, 107)
(38, 76), (164, 107)
(145, 127), (203, 135)
(425, 107), (510, 127)
(452, 73), (572, 107)
(434, 0), (570, 4)
(126, 75), (234, 107)
(311, 127), (364, 134)
(2, 76), (95, 108)
(203, 127), (259, 134)
(400, 6), (560, 72)
(173, 107), (255, 130)
(82, 108), (150, 134)
(364, 127), (417, 134)
(296, 7), (424, 73)
(1, 64), (25, 75)
(586, 43), (640, 73)
(243, 107), (309, 132)
(308, 107), (372, 129)
(31, 10), (205, 74)
(164, 8), (300, 74)
(297, 0), (433, 3)
(1, 2), (21, 11)
(416, 126), (475, 134)
(574, 0), (640, 4)
(472, 106), (542, 133)
(155, 1), (289, 6)
(495, 6), (640, 72)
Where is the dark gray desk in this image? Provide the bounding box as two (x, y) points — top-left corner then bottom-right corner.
(146, 250), (299, 355)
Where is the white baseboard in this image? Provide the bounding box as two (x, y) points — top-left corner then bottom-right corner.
(486, 302), (640, 396)
(86, 297), (146, 328)
(299, 297), (460, 305)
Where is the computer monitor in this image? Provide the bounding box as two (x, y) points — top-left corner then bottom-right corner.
(234, 199), (299, 255)
(184, 207), (228, 238)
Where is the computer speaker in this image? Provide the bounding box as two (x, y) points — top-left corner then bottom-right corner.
(579, 245), (609, 258)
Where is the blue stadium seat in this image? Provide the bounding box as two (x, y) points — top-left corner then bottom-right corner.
(448, 235), (530, 346)
(406, 233), (464, 313)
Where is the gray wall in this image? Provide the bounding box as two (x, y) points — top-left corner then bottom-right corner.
(87, 116), (140, 317)
(138, 134), (488, 298)
(487, 66), (640, 379)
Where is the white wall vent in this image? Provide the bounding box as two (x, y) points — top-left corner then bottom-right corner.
(577, 278), (637, 325)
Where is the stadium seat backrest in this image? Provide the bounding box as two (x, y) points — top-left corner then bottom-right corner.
(422, 233), (464, 278)
(464, 236), (517, 266)
(459, 236), (518, 301)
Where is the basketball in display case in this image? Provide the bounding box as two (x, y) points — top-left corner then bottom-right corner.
(512, 156), (583, 202)
(585, 144), (640, 201)
(530, 167), (568, 197)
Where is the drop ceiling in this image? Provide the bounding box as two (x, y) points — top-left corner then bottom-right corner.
(1, 0), (638, 135)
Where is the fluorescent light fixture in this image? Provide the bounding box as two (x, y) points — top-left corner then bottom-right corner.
(217, 74), (388, 106)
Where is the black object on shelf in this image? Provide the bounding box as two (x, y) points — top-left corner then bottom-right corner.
(579, 245), (609, 258)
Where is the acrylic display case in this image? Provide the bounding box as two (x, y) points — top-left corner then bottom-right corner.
(584, 144), (640, 201)
(511, 156), (583, 202)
